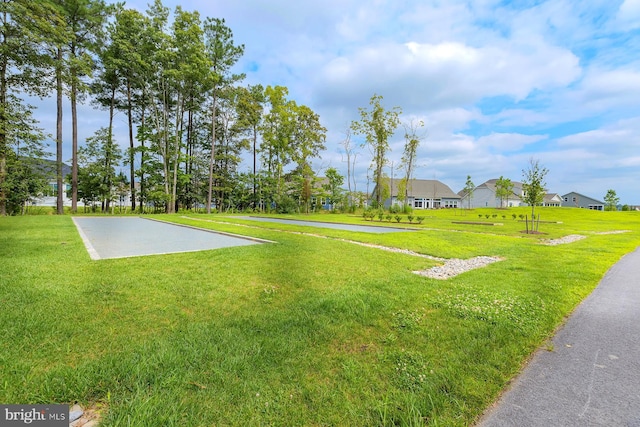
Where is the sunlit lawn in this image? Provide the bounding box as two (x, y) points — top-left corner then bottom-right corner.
(1, 207), (638, 426)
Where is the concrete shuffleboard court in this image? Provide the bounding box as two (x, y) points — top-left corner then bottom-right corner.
(73, 217), (268, 260)
(234, 216), (416, 233)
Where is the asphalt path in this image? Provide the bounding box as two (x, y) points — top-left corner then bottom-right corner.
(477, 247), (640, 427)
(73, 217), (266, 260)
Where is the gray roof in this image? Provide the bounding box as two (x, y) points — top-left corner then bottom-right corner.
(543, 193), (562, 203)
(460, 178), (523, 201)
(386, 178), (460, 199)
(481, 178), (524, 194)
(562, 192), (605, 205)
(31, 158), (71, 179)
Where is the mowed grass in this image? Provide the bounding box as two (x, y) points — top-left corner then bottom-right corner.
(1, 208), (639, 426)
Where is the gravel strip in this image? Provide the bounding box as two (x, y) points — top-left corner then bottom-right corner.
(594, 230), (631, 235)
(541, 234), (586, 245)
(412, 256), (503, 280)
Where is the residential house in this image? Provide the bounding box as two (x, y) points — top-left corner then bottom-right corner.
(29, 160), (75, 207)
(562, 192), (605, 210)
(460, 178), (524, 208)
(373, 178), (461, 209)
(543, 193), (563, 207)
(461, 178), (564, 208)
(310, 177), (333, 210)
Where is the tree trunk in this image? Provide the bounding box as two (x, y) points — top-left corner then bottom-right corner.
(126, 80), (136, 211)
(185, 105), (193, 209)
(252, 124), (257, 208)
(104, 85), (116, 213)
(170, 102), (182, 214)
(206, 93), (217, 214)
(0, 51), (7, 216)
(56, 47), (64, 215)
(139, 89), (146, 213)
(71, 80), (78, 213)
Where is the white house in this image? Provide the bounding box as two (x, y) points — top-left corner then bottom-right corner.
(460, 178), (525, 208)
(543, 193), (563, 207)
(461, 178), (563, 208)
(373, 178), (461, 209)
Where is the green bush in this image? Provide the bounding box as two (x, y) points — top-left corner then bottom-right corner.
(395, 215), (402, 223)
(416, 216), (425, 224)
(407, 215), (414, 223)
(363, 208), (376, 221)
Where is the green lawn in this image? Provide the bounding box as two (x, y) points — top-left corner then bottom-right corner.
(1, 208), (639, 426)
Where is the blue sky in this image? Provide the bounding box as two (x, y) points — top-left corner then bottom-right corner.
(40, 0), (640, 203)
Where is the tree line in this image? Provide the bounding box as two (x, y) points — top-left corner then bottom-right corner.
(0, 0), (335, 215)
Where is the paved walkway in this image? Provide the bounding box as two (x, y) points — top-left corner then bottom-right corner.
(73, 217), (267, 260)
(233, 216), (415, 233)
(477, 247), (640, 427)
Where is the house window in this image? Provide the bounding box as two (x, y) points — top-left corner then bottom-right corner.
(414, 200), (423, 208)
(564, 197), (568, 202)
(572, 197), (576, 202)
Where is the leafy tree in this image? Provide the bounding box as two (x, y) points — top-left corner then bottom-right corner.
(401, 118), (425, 206)
(323, 167), (345, 211)
(55, 0), (113, 213)
(604, 189), (619, 211)
(350, 94), (401, 207)
(260, 85), (295, 207)
(2, 99), (49, 214)
(339, 128), (358, 209)
(495, 176), (514, 208)
(77, 127), (122, 212)
(212, 86), (252, 211)
(139, 3), (210, 213)
(522, 158), (549, 227)
(235, 84), (264, 208)
(113, 171), (129, 212)
(91, 17), (126, 212)
(107, 7), (151, 211)
(0, 0), (65, 215)
(203, 17), (244, 213)
(290, 104), (326, 209)
(461, 175), (475, 209)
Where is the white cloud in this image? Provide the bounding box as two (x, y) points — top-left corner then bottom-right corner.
(570, 68), (640, 113)
(476, 133), (548, 151)
(557, 118), (640, 149)
(616, 0), (640, 30)
(315, 38), (580, 112)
